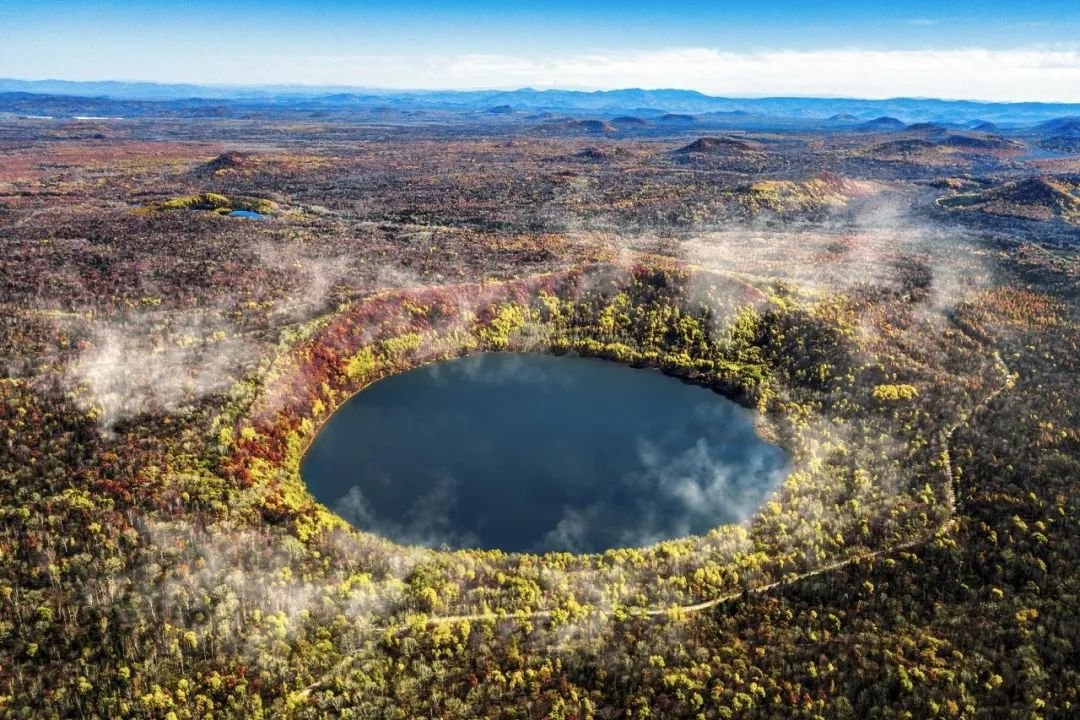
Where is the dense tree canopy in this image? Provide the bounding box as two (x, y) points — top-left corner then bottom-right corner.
(0, 113), (1077, 718)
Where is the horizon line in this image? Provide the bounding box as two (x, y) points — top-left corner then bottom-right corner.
(4, 77), (1080, 107)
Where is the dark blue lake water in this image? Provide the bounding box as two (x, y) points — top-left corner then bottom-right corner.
(301, 353), (788, 553)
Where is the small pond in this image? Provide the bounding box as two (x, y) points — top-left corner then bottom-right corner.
(228, 209), (267, 219)
(301, 353), (788, 553)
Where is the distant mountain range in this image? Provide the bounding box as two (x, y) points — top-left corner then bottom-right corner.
(2, 78), (1080, 125)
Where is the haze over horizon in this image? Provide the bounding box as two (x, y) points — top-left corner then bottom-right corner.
(2, 0), (1080, 102)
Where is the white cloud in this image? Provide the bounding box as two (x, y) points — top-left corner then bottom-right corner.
(207, 46), (1080, 102)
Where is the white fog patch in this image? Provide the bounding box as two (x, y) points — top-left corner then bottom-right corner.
(374, 263), (427, 291)
(660, 195), (996, 321)
(540, 508), (592, 554)
(643, 437), (767, 517)
(534, 434), (788, 553)
(255, 242), (353, 321)
(335, 476), (480, 550)
(67, 315), (260, 431)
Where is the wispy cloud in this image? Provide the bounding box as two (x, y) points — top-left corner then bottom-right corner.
(216, 46), (1080, 102)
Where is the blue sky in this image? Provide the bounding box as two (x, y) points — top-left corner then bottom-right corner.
(2, 1), (1079, 100)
